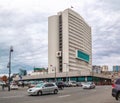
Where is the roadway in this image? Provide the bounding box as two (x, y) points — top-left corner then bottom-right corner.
(0, 86), (119, 103)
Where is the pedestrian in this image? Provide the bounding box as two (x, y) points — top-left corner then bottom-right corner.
(2, 84), (4, 91)
(22, 82), (24, 88)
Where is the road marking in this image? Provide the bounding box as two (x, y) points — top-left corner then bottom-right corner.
(58, 95), (71, 98)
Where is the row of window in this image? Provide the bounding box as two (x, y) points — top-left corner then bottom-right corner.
(69, 13), (90, 30)
(69, 19), (83, 30)
(69, 26), (91, 43)
(69, 14), (91, 37)
(69, 29), (83, 38)
(69, 38), (84, 48)
(69, 42), (84, 51)
(69, 36), (83, 45)
(59, 15), (63, 72)
(69, 25), (91, 42)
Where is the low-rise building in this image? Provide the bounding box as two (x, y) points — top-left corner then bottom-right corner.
(113, 65), (120, 72)
(92, 65), (101, 74)
(19, 69), (27, 76)
(102, 65), (108, 72)
(30, 68), (48, 76)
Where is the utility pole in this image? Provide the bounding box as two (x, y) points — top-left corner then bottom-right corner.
(7, 46), (13, 91)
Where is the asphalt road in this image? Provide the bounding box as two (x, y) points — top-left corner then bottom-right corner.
(0, 86), (119, 103)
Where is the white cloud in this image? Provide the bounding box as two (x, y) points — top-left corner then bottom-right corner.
(0, 0), (120, 74)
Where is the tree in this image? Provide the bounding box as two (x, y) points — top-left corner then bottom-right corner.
(1, 75), (8, 82)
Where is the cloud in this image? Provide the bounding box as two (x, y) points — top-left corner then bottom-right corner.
(0, 2), (49, 74)
(0, 0), (120, 74)
(75, 0), (120, 69)
(64, 0), (120, 70)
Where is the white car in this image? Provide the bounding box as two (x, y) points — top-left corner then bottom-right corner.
(69, 81), (77, 87)
(27, 82), (58, 96)
(10, 83), (19, 90)
(82, 82), (96, 89)
(0, 81), (6, 85)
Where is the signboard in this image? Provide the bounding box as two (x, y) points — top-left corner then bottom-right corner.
(76, 50), (89, 63)
(34, 68), (45, 72)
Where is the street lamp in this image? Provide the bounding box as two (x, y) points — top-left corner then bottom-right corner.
(7, 46), (13, 91)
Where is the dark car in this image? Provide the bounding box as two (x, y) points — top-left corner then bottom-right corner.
(112, 78), (120, 101)
(56, 81), (65, 90)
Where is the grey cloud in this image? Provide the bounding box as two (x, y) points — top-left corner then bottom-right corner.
(0, 7), (48, 28)
(1, 0), (120, 73)
(80, 0), (120, 67)
(0, 7), (48, 74)
(100, 0), (120, 11)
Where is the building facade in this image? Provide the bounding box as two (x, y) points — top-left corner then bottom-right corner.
(92, 65), (101, 74)
(101, 65), (108, 72)
(13, 9), (112, 84)
(48, 8), (92, 74)
(113, 65), (120, 72)
(19, 69), (27, 76)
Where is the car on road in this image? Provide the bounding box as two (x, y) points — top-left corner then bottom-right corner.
(82, 82), (96, 89)
(55, 81), (65, 90)
(112, 78), (120, 101)
(64, 82), (70, 87)
(69, 81), (77, 87)
(0, 81), (6, 86)
(28, 81), (44, 88)
(76, 82), (82, 87)
(27, 82), (58, 96)
(10, 83), (19, 90)
(28, 83), (37, 88)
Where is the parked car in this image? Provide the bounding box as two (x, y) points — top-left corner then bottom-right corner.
(82, 82), (96, 89)
(27, 82), (58, 96)
(112, 78), (120, 101)
(64, 81), (77, 87)
(64, 82), (70, 87)
(28, 81), (44, 88)
(0, 81), (6, 86)
(69, 81), (77, 87)
(28, 83), (37, 88)
(76, 82), (82, 87)
(56, 81), (65, 89)
(10, 83), (18, 90)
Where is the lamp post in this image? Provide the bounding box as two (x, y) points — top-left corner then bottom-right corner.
(7, 46), (13, 91)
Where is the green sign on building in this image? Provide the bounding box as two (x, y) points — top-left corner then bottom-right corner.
(34, 68), (45, 71)
(76, 50), (89, 63)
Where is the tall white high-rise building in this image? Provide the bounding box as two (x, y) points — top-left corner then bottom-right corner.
(48, 8), (92, 74)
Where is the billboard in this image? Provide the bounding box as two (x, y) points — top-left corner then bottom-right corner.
(76, 50), (89, 63)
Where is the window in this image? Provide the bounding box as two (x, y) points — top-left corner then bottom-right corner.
(44, 84), (49, 87)
(44, 83), (54, 87)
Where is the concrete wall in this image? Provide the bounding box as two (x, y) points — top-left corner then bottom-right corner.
(48, 15), (59, 73)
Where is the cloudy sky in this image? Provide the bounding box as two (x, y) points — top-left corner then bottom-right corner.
(0, 0), (120, 75)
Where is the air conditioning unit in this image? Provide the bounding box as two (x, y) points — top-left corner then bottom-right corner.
(56, 51), (62, 57)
